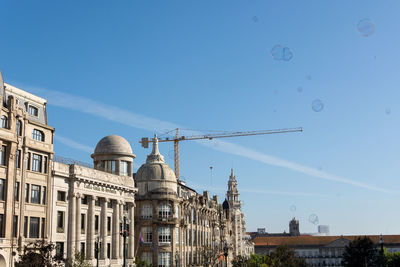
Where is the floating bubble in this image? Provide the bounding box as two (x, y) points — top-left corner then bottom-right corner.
(282, 47), (293, 61)
(385, 108), (391, 115)
(270, 45), (293, 61)
(297, 87), (303, 93)
(306, 74), (312, 80)
(358, 19), (375, 37)
(309, 214), (319, 225)
(252, 16), (258, 23)
(311, 99), (324, 112)
(273, 90), (278, 95)
(290, 205), (296, 212)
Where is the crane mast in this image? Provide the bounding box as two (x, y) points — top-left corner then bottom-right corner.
(140, 127), (302, 178)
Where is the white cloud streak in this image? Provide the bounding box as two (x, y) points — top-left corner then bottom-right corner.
(28, 86), (394, 194)
(55, 134), (93, 153)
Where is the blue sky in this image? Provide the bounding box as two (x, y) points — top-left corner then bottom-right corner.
(1, 0), (400, 235)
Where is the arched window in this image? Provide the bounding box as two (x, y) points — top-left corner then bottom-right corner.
(1, 116), (7, 129)
(32, 129), (44, 141)
(16, 120), (22, 136)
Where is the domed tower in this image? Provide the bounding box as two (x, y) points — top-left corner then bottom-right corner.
(135, 135), (177, 196)
(91, 135), (136, 178)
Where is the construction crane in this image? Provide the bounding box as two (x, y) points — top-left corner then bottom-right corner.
(140, 127), (302, 179)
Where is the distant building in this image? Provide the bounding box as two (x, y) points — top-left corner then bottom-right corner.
(253, 235), (400, 267)
(318, 225), (330, 236)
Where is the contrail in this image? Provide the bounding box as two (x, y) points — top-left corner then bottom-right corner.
(55, 134), (93, 153)
(25, 85), (394, 194)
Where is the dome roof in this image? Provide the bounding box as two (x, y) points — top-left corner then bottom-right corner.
(93, 135), (134, 156)
(135, 136), (177, 182)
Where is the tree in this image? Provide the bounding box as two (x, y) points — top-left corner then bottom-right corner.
(232, 255), (248, 267)
(135, 256), (153, 267)
(15, 240), (64, 267)
(268, 246), (307, 267)
(66, 251), (93, 267)
(342, 236), (379, 267)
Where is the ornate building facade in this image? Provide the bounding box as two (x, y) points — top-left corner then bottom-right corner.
(135, 137), (234, 267)
(51, 135), (137, 266)
(0, 73), (55, 266)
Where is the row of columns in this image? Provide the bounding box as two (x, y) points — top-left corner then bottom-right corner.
(67, 192), (135, 261)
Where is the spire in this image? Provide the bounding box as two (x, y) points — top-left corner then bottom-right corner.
(146, 134), (165, 163)
(230, 168), (236, 180)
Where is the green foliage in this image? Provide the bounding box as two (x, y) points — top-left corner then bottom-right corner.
(66, 251), (93, 267)
(236, 246), (307, 267)
(232, 255), (248, 267)
(135, 256), (153, 267)
(342, 236), (379, 267)
(15, 240), (64, 267)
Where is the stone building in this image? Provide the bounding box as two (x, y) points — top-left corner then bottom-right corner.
(0, 73), (55, 266)
(134, 137), (234, 267)
(51, 135), (137, 266)
(226, 169), (253, 259)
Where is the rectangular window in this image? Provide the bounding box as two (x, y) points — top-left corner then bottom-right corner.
(0, 145), (6, 166)
(95, 199), (100, 206)
(0, 179), (4, 201)
(30, 185), (40, 204)
(16, 150), (21, 168)
(175, 206), (179, 218)
(26, 152), (31, 170)
(94, 215), (99, 233)
(81, 214), (85, 233)
(158, 252), (171, 267)
(158, 204), (171, 218)
(29, 217), (40, 238)
(57, 191), (66, 202)
(141, 226), (153, 243)
(0, 214), (4, 238)
(158, 227), (171, 243)
(120, 161), (129, 176)
(103, 160), (116, 174)
(32, 154), (42, 172)
(41, 186), (46, 205)
(175, 228), (179, 244)
(28, 106), (38, 116)
(23, 216), (28, 237)
(56, 242), (64, 258)
(80, 243), (85, 257)
(81, 195), (88, 204)
(13, 215), (18, 238)
(41, 218), (45, 238)
(25, 184), (29, 203)
(43, 156), (48, 173)
(141, 204), (153, 219)
(107, 243), (111, 259)
(107, 217), (111, 235)
(141, 252), (153, 265)
(57, 211), (64, 233)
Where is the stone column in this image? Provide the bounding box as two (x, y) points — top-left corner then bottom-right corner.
(75, 193), (82, 252)
(112, 199), (120, 259)
(67, 192), (77, 258)
(86, 196), (96, 259)
(100, 197), (108, 259)
(128, 202), (135, 258)
(119, 202), (124, 258)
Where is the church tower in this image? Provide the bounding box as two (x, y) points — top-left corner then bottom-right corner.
(289, 217), (300, 236)
(227, 168), (241, 208)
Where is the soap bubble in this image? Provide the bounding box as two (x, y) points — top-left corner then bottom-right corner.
(306, 74), (312, 80)
(385, 108), (391, 115)
(252, 16), (258, 22)
(282, 47), (293, 61)
(311, 99), (324, 112)
(309, 214), (319, 225)
(358, 19), (375, 37)
(297, 87), (303, 93)
(290, 205), (296, 212)
(271, 45), (284, 60)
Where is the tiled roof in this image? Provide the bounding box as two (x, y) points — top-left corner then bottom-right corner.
(254, 235), (400, 247)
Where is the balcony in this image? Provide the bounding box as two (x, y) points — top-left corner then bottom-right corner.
(156, 216), (178, 224)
